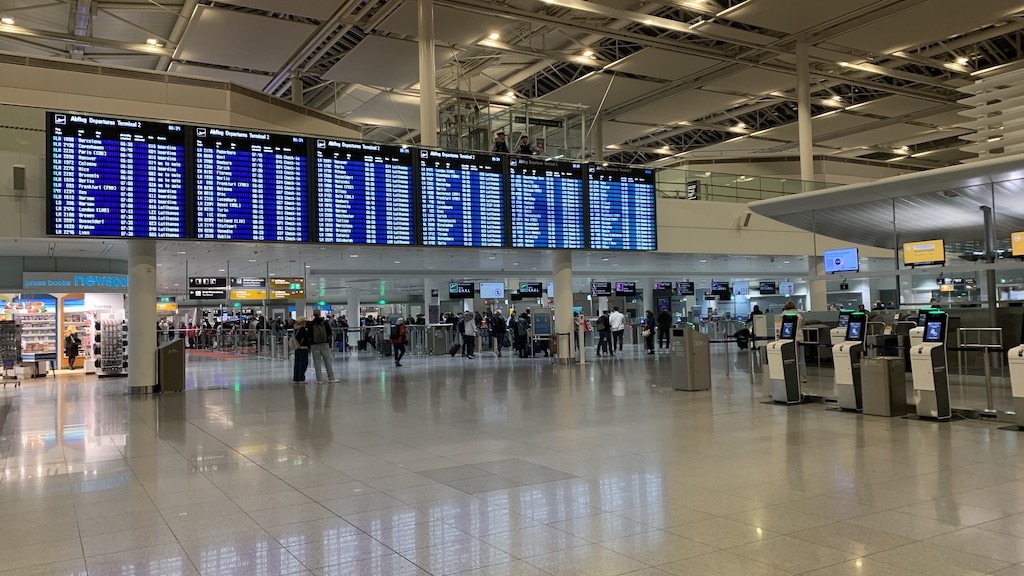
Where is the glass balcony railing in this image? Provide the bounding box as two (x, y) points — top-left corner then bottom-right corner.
(656, 168), (838, 203)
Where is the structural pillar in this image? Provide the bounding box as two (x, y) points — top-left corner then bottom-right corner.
(796, 41), (814, 185)
(128, 240), (157, 393)
(347, 292), (359, 347)
(553, 252), (574, 363)
(418, 0), (438, 147)
(809, 256), (828, 311)
(642, 284), (654, 318)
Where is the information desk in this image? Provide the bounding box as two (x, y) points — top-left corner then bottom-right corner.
(48, 112), (187, 238)
(509, 158), (584, 249)
(315, 139), (414, 245)
(420, 150), (505, 247)
(587, 164), (656, 250)
(194, 127), (308, 242)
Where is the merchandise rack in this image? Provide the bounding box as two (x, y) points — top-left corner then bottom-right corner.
(0, 320), (21, 387)
(94, 319), (128, 377)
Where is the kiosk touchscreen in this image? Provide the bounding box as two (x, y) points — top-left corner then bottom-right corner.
(1008, 321), (1024, 427)
(833, 313), (867, 411)
(910, 311), (950, 420)
(831, 311), (852, 345)
(767, 314), (801, 404)
(909, 308), (935, 347)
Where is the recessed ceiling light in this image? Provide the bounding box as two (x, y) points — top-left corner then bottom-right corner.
(1, 17), (14, 25)
(488, 32), (500, 40)
(783, 261), (790, 264)
(513, 262), (519, 265)
(305, 265), (311, 268)
(177, 251), (186, 254)
(248, 259), (256, 262)
(269, 273), (276, 276)
(700, 259), (707, 263)
(506, 91), (516, 98)
(583, 49), (594, 57)
(601, 257), (610, 261)
(217, 269), (225, 272)
(349, 254), (358, 257)
(736, 122), (747, 129)
(394, 261), (400, 264)
(173, 283), (179, 286)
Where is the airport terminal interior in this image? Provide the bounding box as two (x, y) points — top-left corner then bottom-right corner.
(4, 0), (1024, 574)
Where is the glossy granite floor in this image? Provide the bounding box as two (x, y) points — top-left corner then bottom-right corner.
(2, 347), (1024, 576)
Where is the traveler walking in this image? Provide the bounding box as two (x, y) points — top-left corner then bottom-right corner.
(462, 311), (478, 359)
(657, 307), (672, 350)
(643, 310), (656, 354)
(390, 317), (408, 367)
(609, 306), (626, 352)
(310, 310), (339, 384)
(596, 310), (613, 356)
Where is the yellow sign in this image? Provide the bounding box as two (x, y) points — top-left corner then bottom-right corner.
(1013, 231), (1024, 256)
(230, 289), (267, 300)
(903, 239), (945, 265)
(939, 284), (954, 292)
(156, 302), (177, 312)
(268, 278), (305, 300)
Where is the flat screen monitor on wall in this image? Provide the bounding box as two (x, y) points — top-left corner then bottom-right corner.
(1013, 231), (1024, 257)
(449, 282), (474, 299)
(779, 281), (795, 296)
(711, 281), (732, 301)
(824, 247), (859, 273)
(479, 282), (505, 299)
(759, 281), (777, 294)
(733, 281), (750, 296)
(903, 239), (945, 266)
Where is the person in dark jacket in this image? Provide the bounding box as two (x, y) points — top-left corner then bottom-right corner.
(515, 135), (535, 155)
(492, 131), (509, 153)
(643, 310), (656, 354)
(293, 316), (311, 383)
(491, 311), (507, 357)
(656, 307), (673, 350)
(390, 317), (407, 367)
(64, 325), (81, 369)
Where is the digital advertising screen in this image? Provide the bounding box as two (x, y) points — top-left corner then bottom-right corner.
(194, 127), (309, 242)
(509, 158), (584, 249)
(315, 139), (414, 245)
(903, 239), (945, 266)
(615, 281), (637, 296)
(586, 164), (656, 250)
(449, 282), (475, 299)
(1012, 231), (1024, 256)
(674, 282), (695, 296)
(733, 281), (750, 296)
(779, 281), (795, 295)
(47, 112), (187, 238)
(759, 281), (777, 294)
(591, 281), (612, 297)
(824, 247), (860, 273)
(420, 150), (505, 247)
(518, 282), (543, 297)
(480, 282), (505, 299)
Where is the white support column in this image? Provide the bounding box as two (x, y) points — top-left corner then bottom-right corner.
(128, 239), (157, 393)
(418, 0), (438, 147)
(347, 292), (359, 347)
(796, 41), (814, 185)
(642, 284), (654, 318)
(809, 256), (828, 311)
(424, 278), (441, 323)
(553, 252), (574, 363)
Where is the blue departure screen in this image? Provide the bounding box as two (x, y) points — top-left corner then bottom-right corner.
(48, 112), (186, 238)
(315, 139), (414, 244)
(419, 150), (504, 247)
(195, 127), (308, 242)
(587, 165), (657, 250)
(509, 159), (584, 249)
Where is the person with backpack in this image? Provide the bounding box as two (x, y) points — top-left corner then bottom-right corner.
(491, 310), (507, 357)
(595, 310), (613, 356)
(292, 316), (311, 383)
(390, 317), (408, 367)
(515, 313), (530, 358)
(309, 310), (338, 384)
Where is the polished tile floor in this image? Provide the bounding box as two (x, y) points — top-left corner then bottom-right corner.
(2, 346), (1024, 575)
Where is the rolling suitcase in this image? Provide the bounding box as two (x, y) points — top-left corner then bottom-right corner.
(357, 339), (367, 351)
(379, 340), (392, 357)
(448, 343), (461, 357)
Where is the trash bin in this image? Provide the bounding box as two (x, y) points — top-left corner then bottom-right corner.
(430, 327), (450, 355)
(671, 327), (711, 391)
(157, 338), (185, 393)
(861, 356), (906, 416)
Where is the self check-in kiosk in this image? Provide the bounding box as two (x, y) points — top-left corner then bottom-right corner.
(909, 311), (951, 420)
(1007, 321), (1024, 428)
(830, 311), (852, 346)
(833, 312), (866, 411)
(908, 309), (935, 347)
(767, 314), (801, 404)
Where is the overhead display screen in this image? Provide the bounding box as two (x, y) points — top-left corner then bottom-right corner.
(315, 139), (415, 245)
(480, 282), (505, 299)
(449, 282), (474, 298)
(519, 282), (543, 296)
(824, 247), (859, 273)
(586, 165), (657, 250)
(675, 282), (695, 296)
(591, 281), (612, 297)
(1012, 231), (1024, 256)
(759, 281), (777, 294)
(509, 158), (584, 249)
(48, 112), (186, 238)
(420, 150), (505, 247)
(194, 127), (308, 242)
(615, 282), (637, 296)
(903, 239), (945, 266)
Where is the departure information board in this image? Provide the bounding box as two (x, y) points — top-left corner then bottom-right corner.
(48, 112), (186, 238)
(419, 150), (505, 247)
(587, 165), (657, 250)
(194, 127), (308, 242)
(509, 159), (584, 249)
(315, 139), (414, 244)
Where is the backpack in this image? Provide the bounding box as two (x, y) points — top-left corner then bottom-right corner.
(289, 334), (300, 350)
(312, 322), (329, 344)
(389, 324), (400, 341)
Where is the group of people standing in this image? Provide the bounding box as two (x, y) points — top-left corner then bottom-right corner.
(592, 306), (674, 356)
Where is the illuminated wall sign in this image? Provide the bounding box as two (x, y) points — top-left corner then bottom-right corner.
(269, 278), (304, 299)
(23, 273), (129, 293)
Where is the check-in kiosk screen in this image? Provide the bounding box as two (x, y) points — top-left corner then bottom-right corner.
(923, 318), (946, 343)
(779, 317), (797, 340)
(837, 312), (851, 328)
(846, 321), (864, 341)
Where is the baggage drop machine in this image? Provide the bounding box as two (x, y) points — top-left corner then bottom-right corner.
(767, 314), (802, 404)
(832, 312), (867, 412)
(830, 311), (852, 346)
(1005, 321), (1024, 430)
(909, 311), (951, 420)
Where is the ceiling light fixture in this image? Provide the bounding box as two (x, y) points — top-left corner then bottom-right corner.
(957, 56), (969, 65)
(488, 32), (500, 40)
(146, 38), (163, 47)
(832, 95), (842, 101)
(349, 254), (358, 257)
(506, 91), (516, 98)
(735, 122), (747, 129)
(1, 17), (14, 25)
(583, 49), (594, 57)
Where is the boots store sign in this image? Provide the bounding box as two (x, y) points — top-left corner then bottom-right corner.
(23, 273), (129, 292)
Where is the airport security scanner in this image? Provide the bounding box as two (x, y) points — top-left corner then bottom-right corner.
(1008, 321), (1024, 428)
(909, 311), (951, 420)
(830, 311), (852, 346)
(833, 312), (867, 411)
(767, 313), (801, 404)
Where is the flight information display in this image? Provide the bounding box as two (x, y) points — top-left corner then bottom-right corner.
(587, 165), (657, 250)
(419, 150), (505, 247)
(48, 112), (186, 238)
(509, 159), (584, 249)
(194, 127), (308, 242)
(316, 139), (415, 244)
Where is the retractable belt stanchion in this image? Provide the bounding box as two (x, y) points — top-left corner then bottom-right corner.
(908, 310), (951, 421)
(832, 312), (867, 412)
